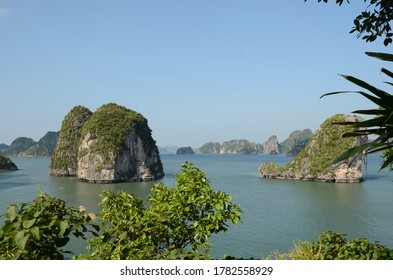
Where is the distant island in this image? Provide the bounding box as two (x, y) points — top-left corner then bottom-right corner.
(2, 125), (313, 160)
(0, 155), (18, 171)
(50, 103), (164, 183)
(259, 114), (366, 183)
(176, 147), (195, 155)
(196, 129), (312, 156)
(1, 132), (59, 158)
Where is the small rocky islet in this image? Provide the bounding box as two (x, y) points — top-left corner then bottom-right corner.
(259, 114), (367, 183)
(0, 155), (18, 171)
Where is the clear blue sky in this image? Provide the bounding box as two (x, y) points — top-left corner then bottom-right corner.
(0, 0), (390, 147)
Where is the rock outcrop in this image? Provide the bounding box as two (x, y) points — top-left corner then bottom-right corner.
(38, 131), (59, 156)
(219, 139), (262, 155)
(280, 129), (313, 156)
(0, 143), (9, 153)
(197, 140), (262, 154)
(3, 132), (59, 158)
(263, 135), (280, 155)
(0, 155), (18, 171)
(6, 137), (36, 156)
(50, 106), (92, 176)
(50, 103), (164, 183)
(259, 114), (367, 183)
(176, 147), (195, 155)
(197, 142), (222, 154)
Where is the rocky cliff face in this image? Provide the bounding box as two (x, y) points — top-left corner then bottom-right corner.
(197, 140), (262, 154)
(6, 137), (36, 156)
(259, 114), (367, 183)
(17, 132), (59, 158)
(280, 129), (313, 156)
(219, 139), (261, 155)
(263, 135), (280, 155)
(39, 131), (59, 155)
(50, 106), (92, 176)
(51, 103), (164, 183)
(3, 132), (59, 158)
(197, 142), (222, 154)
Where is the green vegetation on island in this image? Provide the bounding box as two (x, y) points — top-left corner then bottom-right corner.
(50, 103), (163, 183)
(197, 142), (222, 154)
(279, 129), (313, 156)
(196, 131), (311, 156)
(176, 147), (195, 155)
(0, 155), (18, 171)
(50, 105), (92, 176)
(2, 132), (59, 158)
(79, 103), (158, 164)
(259, 114), (366, 183)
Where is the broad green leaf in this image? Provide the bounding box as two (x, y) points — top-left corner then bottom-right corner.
(6, 205), (17, 222)
(16, 235), (29, 251)
(31, 227), (40, 240)
(14, 230), (25, 242)
(23, 219), (36, 229)
(59, 221), (69, 235)
(119, 231), (128, 241)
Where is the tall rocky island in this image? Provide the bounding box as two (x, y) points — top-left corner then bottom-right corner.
(259, 114), (367, 183)
(50, 103), (164, 183)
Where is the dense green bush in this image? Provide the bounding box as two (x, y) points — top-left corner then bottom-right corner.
(82, 162), (242, 260)
(287, 231), (393, 260)
(0, 163), (241, 260)
(2, 166), (392, 260)
(0, 190), (98, 260)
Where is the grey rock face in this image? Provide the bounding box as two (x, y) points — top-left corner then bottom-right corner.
(263, 135), (280, 155)
(219, 139), (261, 155)
(50, 105), (92, 177)
(78, 130), (164, 183)
(51, 103), (164, 183)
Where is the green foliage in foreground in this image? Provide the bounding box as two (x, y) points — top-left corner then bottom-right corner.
(306, 0), (393, 46)
(321, 52), (393, 170)
(0, 163), (242, 260)
(0, 190), (98, 260)
(82, 162), (242, 260)
(271, 231), (393, 260)
(2, 164), (392, 260)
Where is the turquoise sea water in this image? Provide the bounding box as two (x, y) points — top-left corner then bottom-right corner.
(1, 154), (393, 259)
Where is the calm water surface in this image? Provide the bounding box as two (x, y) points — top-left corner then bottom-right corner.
(1, 154), (393, 258)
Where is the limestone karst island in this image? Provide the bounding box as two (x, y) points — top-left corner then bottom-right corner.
(50, 103), (164, 183)
(259, 114), (367, 183)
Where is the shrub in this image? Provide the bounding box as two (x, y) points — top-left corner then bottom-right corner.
(0, 191), (98, 260)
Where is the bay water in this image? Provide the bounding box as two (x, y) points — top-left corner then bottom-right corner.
(1, 154), (393, 259)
